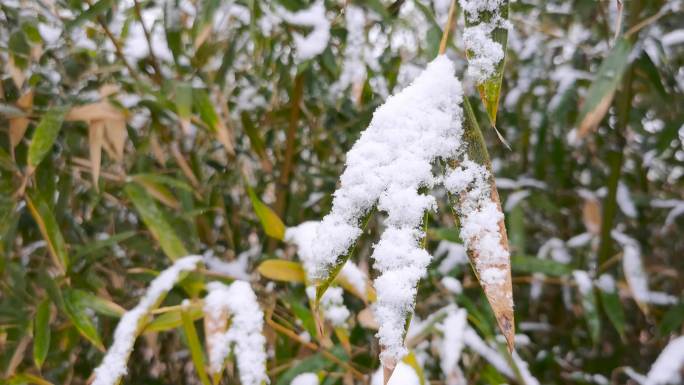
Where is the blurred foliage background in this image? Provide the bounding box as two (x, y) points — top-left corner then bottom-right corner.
(1, 0), (683, 384)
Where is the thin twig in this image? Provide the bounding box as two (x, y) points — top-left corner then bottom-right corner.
(438, 0), (458, 55)
(133, 0), (163, 84)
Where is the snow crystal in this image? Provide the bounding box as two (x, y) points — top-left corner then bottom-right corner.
(92, 256), (202, 385)
(291, 373), (319, 385)
(459, 0), (509, 82)
(370, 361), (421, 385)
(203, 281), (268, 385)
(646, 336), (684, 385)
(278, 1), (330, 62)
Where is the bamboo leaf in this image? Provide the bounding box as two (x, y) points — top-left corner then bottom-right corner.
(181, 306), (212, 385)
(510, 255), (572, 276)
(599, 289), (625, 340)
(247, 184), (285, 240)
(63, 288), (125, 318)
(62, 289), (105, 351)
(66, 0), (112, 30)
(257, 259), (305, 283)
(125, 183), (189, 260)
(27, 106), (68, 172)
(89, 120), (104, 191)
(33, 299), (51, 369)
(577, 38), (632, 138)
(458, 97), (515, 351)
(144, 306), (204, 333)
(25, 193), (68, 274)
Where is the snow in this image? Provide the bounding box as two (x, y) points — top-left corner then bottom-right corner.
(371, 361), (421, 385)
(444, 159), (510, 289)
(203, 281), (268, 385)
(92, 256), (202, 385)
(596, 274), (616, 293)
(278, 1), (330, 62)
(662, 29), (684, 46)
(307, 286), (349, 326)
(310, 56), (465, 367)
(439, 308), (467, 376)
(331, 5), (368, 97)
(614, 231), (677, 306)
(504, 190), (531, 211)
(463, 327), (515, 378)
(291, 373), (319, 385)
(572, 270), (593, 295)
(616, 182), (637, 218)
(459, 0), (509, 82)
(340, 261), (368, 298)
(203, 253), (252, 281)
(646, 336), (684, 385)
(441, 276), (463, 294)
(436, 241), (469, 274)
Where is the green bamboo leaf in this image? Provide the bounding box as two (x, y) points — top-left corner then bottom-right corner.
(659, 303), (684, 336)
(27, 106), (68, 172)
(62, 289), (105, 351)
(427, 227), (462, 243)
(463, 1), (509, 125)
(576, 38), (632, 138)
(63, 289), (125, 318)
(175, 82), (193, 121)
(143, 306), (204, 334)
(181, 306), (212, 385)
(246, 184), (285, 240)
(599, 289), (625, 340)
(193, 88), (219, 131)
(73, 231), (136, 259)
(66, 0), (112, 30)
(510, 255), (572, 276)
(33, 299), (51, 369)
(240, 111), (271, 168)
(125, 183), (189, 260)
(25, 193), (68, 274)
(573, 272), (601, 345)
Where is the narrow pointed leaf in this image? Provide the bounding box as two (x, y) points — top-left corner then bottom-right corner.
(181, 306), (212, 385)
(257, 259), (305, 282)
(62, 290), (105, 351)
(576, 38), (632, 138)
(27, 106), (68, 172)
(246, 184), (285, 240)
(125, 183), (188, 260)
(33, 299), (51, 369)
(25, 193), (68, 274)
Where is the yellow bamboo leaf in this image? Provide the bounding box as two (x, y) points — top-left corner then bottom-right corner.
(257, 259), (305, 283)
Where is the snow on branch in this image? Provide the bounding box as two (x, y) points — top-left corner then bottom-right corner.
(203, 281), (268, 385)
(92, 256), (202, 385)
(277, 1), (330, 62)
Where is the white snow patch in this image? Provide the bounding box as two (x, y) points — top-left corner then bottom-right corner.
(291, 373), (319, 385)
(646, 336), (684, 385)
(278, 1), (330, 62)
(203, 281), (268, 385)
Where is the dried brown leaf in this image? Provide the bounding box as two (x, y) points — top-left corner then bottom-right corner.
(66, 101), (124, 122)
(583, 198), (602, 234)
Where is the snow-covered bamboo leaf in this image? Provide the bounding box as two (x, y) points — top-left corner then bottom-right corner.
(460, 0), (510, 125)
(25, 192), (68, 274)
(180, 305), (212, 385)
(125, 183), (189, 260)
(33, 298), (51, 369)
(247, 184), (286, 240)
(257, 259), (306, 283)
(447, 97), (514, 351)
(27, 106), (68, 173)
(576, 38), (632, 138)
